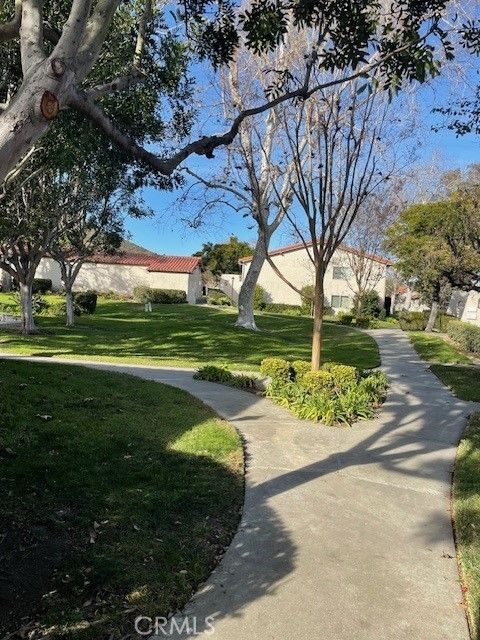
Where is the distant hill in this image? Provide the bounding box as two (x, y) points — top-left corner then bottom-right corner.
(120, 240), (156, 255)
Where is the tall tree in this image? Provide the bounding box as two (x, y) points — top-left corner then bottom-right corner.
(0, 0), (474, 186)
(261, 74), (413, 369)
(384, 193), (480, 331)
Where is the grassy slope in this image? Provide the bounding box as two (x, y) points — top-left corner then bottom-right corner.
(0, 359), (243, 639)
(454, 413), (480, 639)
(0, 297), (380, 370)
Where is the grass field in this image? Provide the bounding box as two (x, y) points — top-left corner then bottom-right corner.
(0, 296), (380, 370)
(430, 365), (480, 402)
(408, 332), (472, 365)
(454, 412), (480, 639)
(0, 359), (243, 639)
(407, 331), (480, 401)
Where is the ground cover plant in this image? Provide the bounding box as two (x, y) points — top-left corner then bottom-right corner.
(0, 359), (243, 639)
(260, 358), (388, 426)
(453, 412), (480, 639)
(0, 296), (380, 370)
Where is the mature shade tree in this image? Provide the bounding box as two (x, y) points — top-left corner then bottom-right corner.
(184, 22), (309, 331)
(384, 192), (480, 331)
(194, 236), (251, 276)
(0, 0), (475, 187)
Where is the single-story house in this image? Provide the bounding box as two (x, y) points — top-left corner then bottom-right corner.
(29, 249), (203, 304)
(239, 241), (390, 311)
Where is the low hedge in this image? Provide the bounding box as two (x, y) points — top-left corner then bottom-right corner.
(32, 278), (52, 294)
(193, 365), (257, 390)
(133, 287), (187, 304)
(447, 320), (480, 354)
(264, 303), (303, 316)
(397, 311), (427, 331)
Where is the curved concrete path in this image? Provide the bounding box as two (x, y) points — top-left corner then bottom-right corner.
(1, 329), (476, 639)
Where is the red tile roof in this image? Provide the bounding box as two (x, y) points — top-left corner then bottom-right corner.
(239, 241), (391, 266)
(86, 253), (201, 274)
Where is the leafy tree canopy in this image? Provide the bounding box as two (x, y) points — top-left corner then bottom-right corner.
(384, 190), (480, 304)
(194, 236), (252, 275)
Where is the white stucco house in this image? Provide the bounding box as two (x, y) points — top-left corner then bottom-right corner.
(393, 285), (480, 327)
(239, 241), (390, 311)
(31, 250), (203, 304)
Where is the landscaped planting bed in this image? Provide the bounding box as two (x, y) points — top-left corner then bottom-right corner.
(261, 358), (388, 426)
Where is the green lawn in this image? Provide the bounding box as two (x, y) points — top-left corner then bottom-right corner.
(0, 297), (380, 370)
(0, 359), (243, 639)
(454, 412), (480, 640)
(430, 365), (480, 402)
(408, 331), (472, 365)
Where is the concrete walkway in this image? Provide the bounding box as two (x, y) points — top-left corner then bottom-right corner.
(1, 329), (476, 639)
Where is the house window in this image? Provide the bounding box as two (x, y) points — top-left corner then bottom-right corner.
(331, 295), (352, 309)
(332, 266), (352, 280)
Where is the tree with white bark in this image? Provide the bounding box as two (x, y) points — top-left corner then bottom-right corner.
(0, 170), (64, 332)
(0, 0), (473, 190)
(49, 173), (148, 327)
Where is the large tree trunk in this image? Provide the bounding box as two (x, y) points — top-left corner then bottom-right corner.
(235, 230), (269, 331)
(65, 288), (75, 327)
(425, 299), (439, 333)
(311, 268), (325, 371)
(19, 281), (36, 334)
(0, 61), (74, 185)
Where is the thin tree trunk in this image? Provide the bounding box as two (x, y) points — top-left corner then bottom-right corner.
(19, 281), (36, 334)
(235, 230), (268, 331)
(65, 287), (75, 327)
(425, 299), (439, 333)
(311, 268), (325, 371)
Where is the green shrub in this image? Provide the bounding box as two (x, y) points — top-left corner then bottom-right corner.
(260, 357), (291, 381)
(74, 290), (98, 314)
(253, 285), (267, 310)
(194, 366), (234, 383)
(292, 360), (311, 379)
(323, 305), (335, 317)
(354, 290), (382, 318)
(208, 294), (232, 306)
(355, 316), (370, 329)
(100, 290), (131, 301)
(263, 358), (384, 426)
(133, 287), (187, 304)
(264, 303), (302, 316)
(32, 278), (52, 294)
(447, 321), (480, 354)
(302, 370), (335, 393)
(397, 311), (427, 331)
(194, 366), (257, 390)
(338, 312), (354, 326)
(322, 363), (359, 390)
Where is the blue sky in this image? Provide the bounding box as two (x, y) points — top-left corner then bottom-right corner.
(125, 72), (479, 257)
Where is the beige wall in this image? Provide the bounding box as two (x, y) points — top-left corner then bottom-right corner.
(35, 257), (202, 304)
(449, 290), (480, 327)
(241, 247), (387, 310)
(218, 273), (242, 303)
